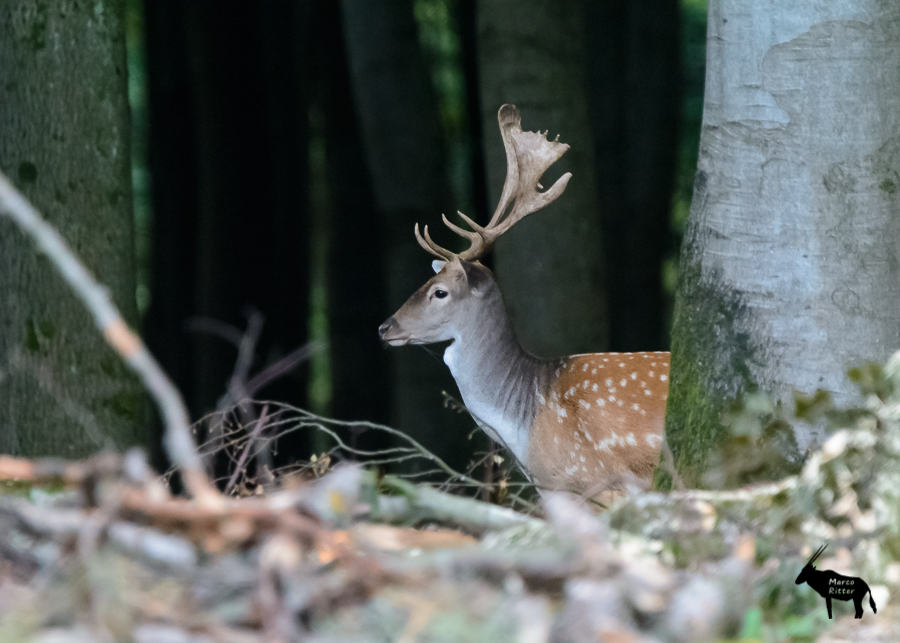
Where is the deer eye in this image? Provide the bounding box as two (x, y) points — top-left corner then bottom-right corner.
(434, 290), (448, 299)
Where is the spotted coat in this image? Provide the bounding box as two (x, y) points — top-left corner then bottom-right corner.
(527, 352), (669, 502)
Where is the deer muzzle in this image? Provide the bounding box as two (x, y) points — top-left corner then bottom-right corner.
(378, 317), (410, 346)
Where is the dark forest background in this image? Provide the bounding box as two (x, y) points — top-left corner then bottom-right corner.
(123, 0), (706, 474)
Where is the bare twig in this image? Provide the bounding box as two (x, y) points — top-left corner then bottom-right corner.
(0, 171), (219, 508)
(225, 404), (271, 496)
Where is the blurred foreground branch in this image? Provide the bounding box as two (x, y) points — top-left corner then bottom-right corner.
(0, 171), (218, 508)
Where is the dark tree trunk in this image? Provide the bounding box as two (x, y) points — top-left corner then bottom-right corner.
(341, 0), (474, 472)
(182, 2), (312, 420)
(583, 0), (681, 352)
(143, 0), (199, 463)
(311, 0), (391, 449)
(0, 0), (145, 456)
(145, 1), (314, 466)
(477, 0), (609, 358)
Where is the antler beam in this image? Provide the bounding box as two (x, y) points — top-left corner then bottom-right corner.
(414, 104), (572, 263)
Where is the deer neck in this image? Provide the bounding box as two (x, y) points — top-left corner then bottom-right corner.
(442, 292), (551, 465)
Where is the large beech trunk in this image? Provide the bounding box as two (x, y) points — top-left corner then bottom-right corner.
(667, 0), (900, 483)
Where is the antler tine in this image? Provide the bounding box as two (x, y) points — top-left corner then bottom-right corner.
(415, 223), (455, 262)
(411, 105), (572, 264)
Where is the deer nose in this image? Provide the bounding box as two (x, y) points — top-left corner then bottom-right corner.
(378, 317), (396, 339)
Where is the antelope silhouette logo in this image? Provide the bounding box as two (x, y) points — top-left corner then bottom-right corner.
(795, 545), (876, 619)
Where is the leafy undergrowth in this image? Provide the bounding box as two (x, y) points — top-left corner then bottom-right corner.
(3, 351), (900, 642)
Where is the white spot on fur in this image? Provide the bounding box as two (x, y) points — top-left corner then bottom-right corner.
(557, 408), (567, 418)
(651, 362), (657, 367)
(609, 387), (617, 393)
(592, 368), (597, 374)
(632, 404), (640, 411)
(579, 399), (591, 410)
(631, 372), (637, 379)
(626, 433), (637, 445)
(608, 395), (616, 402)
(605, 378), (612, 387)
(592, 383), (598, 392)
(620, 379), (627, 387)
(603, 358), (608, 362)
(619, 362), (625, 367)
(553, 435), (559, 444)
(646, 434), (663, 447)
(649, 371), (655, 377)
(565, 387), (576, 399)
(617, 399), (624, 406)
(580, 455), (585, 462)
(583, 363), (589, 371)
(537, 393), (546, 406)
(596, 399), (606, 407)
(644, 389), (651, 396)
(570, 452), (576, 459)
(661, 374), (668, 381)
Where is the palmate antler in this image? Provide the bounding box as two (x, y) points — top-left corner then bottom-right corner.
(415, 104), (572, 262)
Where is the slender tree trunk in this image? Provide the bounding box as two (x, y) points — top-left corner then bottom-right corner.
(312, 0), (391, 443)
(583, 0), (680, 351)
(476, 0), (608, 358)
(341, 0), (474, 472)
(0, 0), (144, 456)
(181, 2), (312, 420)
(143, 0), (199, 456)
(667, 0), (900, 483)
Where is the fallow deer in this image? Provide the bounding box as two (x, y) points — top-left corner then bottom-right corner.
(378, 105), (669, 503)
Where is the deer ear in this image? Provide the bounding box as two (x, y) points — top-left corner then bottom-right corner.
(461, 260), (491, 297)
(432, 260), (446, 273)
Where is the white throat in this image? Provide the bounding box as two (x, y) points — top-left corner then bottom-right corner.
(443, 342), (531, 464)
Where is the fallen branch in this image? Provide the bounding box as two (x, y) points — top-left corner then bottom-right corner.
(0, 171), (218, 508)
(370, 473), (543, 534)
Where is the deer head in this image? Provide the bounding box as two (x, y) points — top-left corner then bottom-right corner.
(379, 104), (571, 348)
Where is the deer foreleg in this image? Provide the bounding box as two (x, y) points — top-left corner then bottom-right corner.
(826, 596), (833, 619)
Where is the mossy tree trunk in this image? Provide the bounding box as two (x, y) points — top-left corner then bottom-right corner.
(667, 0), (900, 484)
(0, 0), (145, 456)
(476, 0), (609, 358)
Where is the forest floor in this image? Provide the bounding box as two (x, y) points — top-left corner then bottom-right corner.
(2, 369), (900, 643)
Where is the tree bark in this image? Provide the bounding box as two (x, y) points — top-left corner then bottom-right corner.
(341, 0), (474, 472)
(667, 0), (900, 483)
(583, 0), (681, 352)
(476, 0), (608, 358)
(0, 0), (144, 456)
